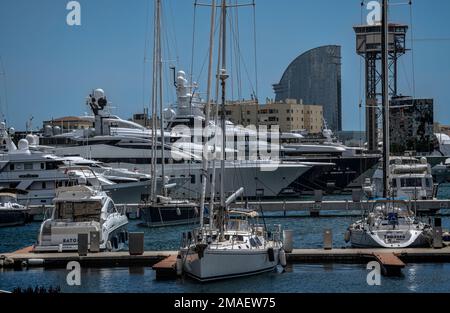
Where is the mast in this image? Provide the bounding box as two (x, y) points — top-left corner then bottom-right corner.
(218, 0), (228, 237)
(157, 0), (166, 197)
(381, 0), (390, 198)
(150, 0), (159, 203)
(199, 0), (217, 228)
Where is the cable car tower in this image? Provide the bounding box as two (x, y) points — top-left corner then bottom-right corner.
(354, 22), (408, 152)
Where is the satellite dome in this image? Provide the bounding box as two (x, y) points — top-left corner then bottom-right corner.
(44, 125), (53, 137)
(18, 139), (29, 151)
(93, 88), (105, 99)
(25, 134), (35, 145)
(163, 108), (176, 121)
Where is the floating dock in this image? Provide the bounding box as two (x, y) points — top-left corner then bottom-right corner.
(3, 246), (450, 270)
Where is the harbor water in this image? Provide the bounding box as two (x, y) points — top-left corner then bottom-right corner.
(1, 185), (450, 293)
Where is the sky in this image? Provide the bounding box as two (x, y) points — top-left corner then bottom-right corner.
(0, 0), (449, 131)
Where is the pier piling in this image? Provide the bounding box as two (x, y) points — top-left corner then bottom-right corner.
(323, 229), (332, 250)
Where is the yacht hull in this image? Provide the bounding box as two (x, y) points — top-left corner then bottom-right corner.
(180, 247), (280, 281)
(0, 209), (28, 227)
(140, 203), (199, 227)
(102, 180), (152, 204)
(349, 229), (431, 248)
(34, 220), (128, 252)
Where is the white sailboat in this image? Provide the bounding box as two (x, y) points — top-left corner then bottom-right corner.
(179, 0), (285, 281)
(346, 0), (432, 248)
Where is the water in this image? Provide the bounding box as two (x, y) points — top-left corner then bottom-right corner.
(1, 186), (450, 293)
(2, 263), (450, 293)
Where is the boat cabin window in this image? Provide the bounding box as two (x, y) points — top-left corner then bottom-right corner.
(400, 178), (422, 187)
(54, 201), (102, 222)
(46, 162), (59, 170)
(9, 164), (14, 171)
(24, 163), (33, 170)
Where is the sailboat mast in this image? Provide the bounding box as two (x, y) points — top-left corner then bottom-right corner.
(150, 0), (159, 203)
(157, 0), (166, 197)
(199, 0), (217, 228)
(219, 0), (228, 236)
(381, 0), (390, 198)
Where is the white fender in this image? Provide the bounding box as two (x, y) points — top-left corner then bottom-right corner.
(279, 249), (287, 267)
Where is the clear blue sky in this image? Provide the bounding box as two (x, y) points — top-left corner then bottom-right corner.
(0, 0), (449, 131)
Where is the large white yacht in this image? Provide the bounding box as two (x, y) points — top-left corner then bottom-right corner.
(38, 89), (315, 199)
(34, 182), (128, 252)
(0, 128), (159, 205)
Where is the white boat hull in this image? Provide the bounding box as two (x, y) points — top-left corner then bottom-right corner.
(350, 228), (431, 248)
(180, 247), (280, 281)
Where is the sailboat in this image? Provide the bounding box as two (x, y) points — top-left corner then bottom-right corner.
(345, 0), (432, 248)
(139, 0), (199, 227)
(179, 0), (285, 281)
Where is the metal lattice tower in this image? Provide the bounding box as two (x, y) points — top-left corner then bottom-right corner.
(354, 23), (408, 152)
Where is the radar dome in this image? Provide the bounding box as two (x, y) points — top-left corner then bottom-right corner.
(9, 127), (15, 135)
(53, 126), (61, 135)
(18, 139), (29, 151)
(93, 88), (105, 99)
(25, 134), (35, 145)
(44, 125), (53, 137)
(163, 108), (176, 121)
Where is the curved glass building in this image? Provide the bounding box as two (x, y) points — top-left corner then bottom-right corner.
(272, 45), (342, 131)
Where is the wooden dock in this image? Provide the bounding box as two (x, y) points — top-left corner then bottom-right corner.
(2, 246), (450, 270)
(152, 255), (178, 280)
(373, 252), (405, 276)
(0, 247), (176, 268)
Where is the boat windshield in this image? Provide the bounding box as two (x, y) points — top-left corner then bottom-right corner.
(373, 201), (411, 217)
(54, 201), (102, 222)
(0, 194), (17, 203)
(226, 219), (250, 232)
